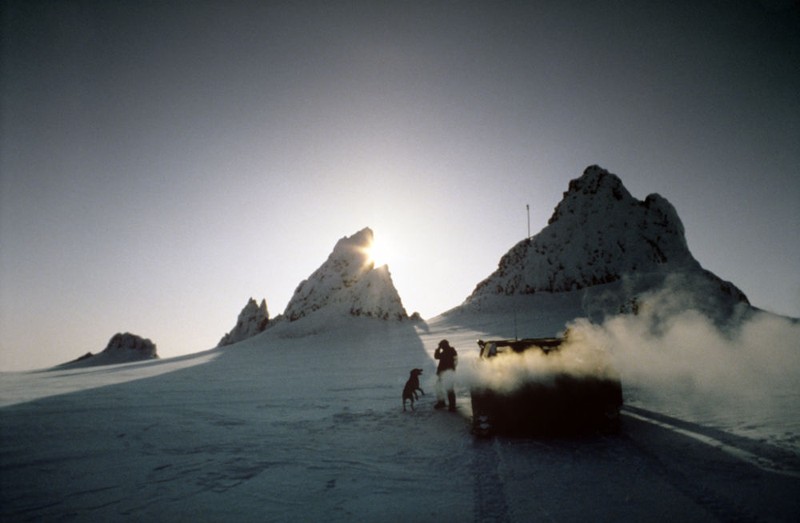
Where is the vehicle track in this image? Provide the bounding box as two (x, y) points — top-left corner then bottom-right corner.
(471, 438), (511, 523)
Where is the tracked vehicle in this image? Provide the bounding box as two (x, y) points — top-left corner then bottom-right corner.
(470, 336), (623, 437)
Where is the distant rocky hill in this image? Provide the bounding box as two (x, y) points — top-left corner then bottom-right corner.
(282, 228), (408, 322)
(57, 332), (158, 369)
(467, 165), (749, 321)
(218, 298), (269, 347)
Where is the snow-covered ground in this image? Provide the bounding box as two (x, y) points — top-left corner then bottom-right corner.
(2, 297), (799, 522)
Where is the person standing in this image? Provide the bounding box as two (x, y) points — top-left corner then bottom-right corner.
(434, 339), (458, 411)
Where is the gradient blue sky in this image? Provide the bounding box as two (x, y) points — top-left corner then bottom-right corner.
(2, 0), (798, 370)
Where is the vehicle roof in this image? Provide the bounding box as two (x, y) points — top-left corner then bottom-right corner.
(478, 337), (564, 357)
(480, 337), (563, 348)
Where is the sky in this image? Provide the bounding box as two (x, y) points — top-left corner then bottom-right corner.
(1, 0), (798, 371)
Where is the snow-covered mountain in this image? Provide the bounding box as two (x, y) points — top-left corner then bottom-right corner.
(282, 227), (408, 322)
(218, 298), (269, 347)
(57, 332), (158, 368)
(468, 166), (749, 320)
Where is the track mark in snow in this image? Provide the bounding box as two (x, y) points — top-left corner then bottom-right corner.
(471, 439), (510, 523)
(623, 426), (766, 522)
(623, 407), (800, 479)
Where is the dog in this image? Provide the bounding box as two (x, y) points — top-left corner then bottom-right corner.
(402, 368), (425, 411)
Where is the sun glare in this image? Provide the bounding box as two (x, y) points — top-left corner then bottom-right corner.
(365, 237), (391, 268)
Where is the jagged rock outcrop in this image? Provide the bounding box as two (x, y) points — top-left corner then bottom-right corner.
(57, 332), (158, 369)
(283, 227), (408, 322)
(218, 298), (269, 347)
(468, 165), (748, 318)
(102, 332), (158, 358)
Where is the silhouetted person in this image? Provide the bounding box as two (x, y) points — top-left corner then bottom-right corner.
(434, 339), (458, 411)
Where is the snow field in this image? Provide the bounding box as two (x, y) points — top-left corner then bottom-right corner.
(2, 310), (799, 521)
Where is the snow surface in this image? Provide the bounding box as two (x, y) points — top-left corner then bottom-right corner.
(2, 299), (799, 522)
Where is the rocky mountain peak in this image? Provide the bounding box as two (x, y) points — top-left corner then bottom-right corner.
(469, 166), (748, 314)
(218, 298), (269, 347)
(56, 332), (158, 369)
(548, 165), (631, 224)
(103, 333), (158, 358)
(282, 227), (408, 322)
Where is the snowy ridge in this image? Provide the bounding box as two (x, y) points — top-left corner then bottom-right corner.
(469, 166), (748, 318)
(282, 227), (408, 322)
(218, 298), (269, 347)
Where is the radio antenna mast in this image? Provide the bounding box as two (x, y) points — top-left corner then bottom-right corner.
(526, 204), (531, 240)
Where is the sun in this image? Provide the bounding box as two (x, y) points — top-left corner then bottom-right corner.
(364, 236), (391, 268)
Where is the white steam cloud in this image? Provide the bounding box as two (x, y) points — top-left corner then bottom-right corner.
(460, 334), (619, 394)
(571, 291), (799, 394)
(570, 287), (800, 444)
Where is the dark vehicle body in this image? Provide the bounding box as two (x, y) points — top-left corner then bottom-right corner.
(470, 337), (623, 437)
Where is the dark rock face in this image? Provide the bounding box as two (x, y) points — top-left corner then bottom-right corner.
(57, 332), (158, 369)
(102, 333), (158, 358)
